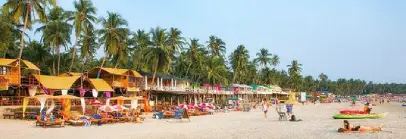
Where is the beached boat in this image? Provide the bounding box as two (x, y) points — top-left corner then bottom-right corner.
(333, 113), (387, 119)
(339, 110), (368, 115)
(402, 104), (406, 107)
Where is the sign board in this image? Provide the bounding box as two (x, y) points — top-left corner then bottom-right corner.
(0, 76), (8, 90)
(300, 92), (306, 102)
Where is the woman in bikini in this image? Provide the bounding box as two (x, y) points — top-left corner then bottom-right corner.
(338, 120), (382, 133)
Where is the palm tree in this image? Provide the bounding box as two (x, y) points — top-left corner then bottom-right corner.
(167, 27), (184, 53)
(130, 29), (150, 71)
(254, 48), (272, 68)
(144, 27), (172, 88)
(229, 45), (249, 83)
(39, 7), (72, 75)
(204, 56), (228, 84)
(318, 73), (329, 91)
(68, 0), (97, 72)
(287, 60), (303, 91)
(207, 35), (226, 57)
(97, 12), (129, 77)
(184, 38), (203, 77)
(270, 54), (280, 68)
(2, 0), (56, 59)
(79, 24), (98, 71)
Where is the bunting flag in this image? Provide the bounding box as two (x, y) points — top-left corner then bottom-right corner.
(28, 86), (37, 97)
(63, 99), (71, 117)
(46, 100), (55, 115)
(106, 98), (110, 106)
(92, 89), (98, 98)
(105, 92), (111, 98)
(81, 97), (86, 115)
(39, 97), (47, 113)
(62, 90), (68, 95)
(117, 99), (124, 106)
(22, 97), (29, 118)
(131, 99), (138, 110)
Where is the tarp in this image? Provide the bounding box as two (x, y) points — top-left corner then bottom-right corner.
(89, 79), (114, 92)
(33, 75), (80, 90)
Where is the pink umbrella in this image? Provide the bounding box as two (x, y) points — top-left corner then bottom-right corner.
(99, 105), (116, 112)
(113, 105), (129, 111)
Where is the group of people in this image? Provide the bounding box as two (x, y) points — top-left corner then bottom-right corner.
(260, 98), (294, 121)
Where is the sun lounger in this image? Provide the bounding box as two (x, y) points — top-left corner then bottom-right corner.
(36, 116), (64, 128)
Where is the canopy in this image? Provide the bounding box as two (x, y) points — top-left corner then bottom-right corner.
(352, 97), (359, 101)
(89, 79), (114, 92)
(34, 75), (80, 90)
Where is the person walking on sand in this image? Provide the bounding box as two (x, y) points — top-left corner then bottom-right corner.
(262, 98), (270, 119)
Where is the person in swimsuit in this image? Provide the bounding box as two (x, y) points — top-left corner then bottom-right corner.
(262, 98), (269, 119)
(338, 120), (382, 133)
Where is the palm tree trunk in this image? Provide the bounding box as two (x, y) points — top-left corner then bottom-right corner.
(68, 37), (78, 72)
(150, 62), (158, 90)
(57, 46), (61, 75)
(114, 62), (119, 68)
(97, 52), (107, 78)
(52, 49), (56, 75)
(17, 5), (30, 59)
(232, 69), (238, 84)
(185, 62), (192, 77)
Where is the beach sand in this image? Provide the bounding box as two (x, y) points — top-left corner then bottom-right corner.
(0, 102), (405, 139)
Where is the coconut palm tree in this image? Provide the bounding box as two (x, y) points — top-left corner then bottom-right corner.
(130, 29), (150, 71)
(2, 0), (56, 59)
(271, 54), (280, 68)
(207, 35), (226, 57)
(38, 7), (72, 75)
(79, 24), (98, 71)
(167, 27), (184, 53)
(229, 45), (249, 83)
(254, 48), (272, 68)
(287, 60), (303, 91)
(97, 12), (129, 77)
(68, 0), (97, 72)
(144, 27), (172, 88)
(184, 38), (204, 77)
(204, 56), (228, 84)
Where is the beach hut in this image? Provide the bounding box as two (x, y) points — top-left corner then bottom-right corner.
(87, 68), (143, 93)
(0, 58), (40, 95)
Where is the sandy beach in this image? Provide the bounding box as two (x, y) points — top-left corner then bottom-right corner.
(0, 102), (405, 139)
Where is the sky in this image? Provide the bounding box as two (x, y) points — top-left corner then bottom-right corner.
(3, 0), (406, 83)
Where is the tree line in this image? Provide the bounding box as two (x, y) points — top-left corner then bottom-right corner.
(1, 0), (405, 95)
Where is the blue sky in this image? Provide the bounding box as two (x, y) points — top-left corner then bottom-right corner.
(3, 0), (406, 83)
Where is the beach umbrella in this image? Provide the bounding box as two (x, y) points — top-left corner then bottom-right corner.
(99, 105), (116, 112)
(113, 105), (129, 111)
(352, 97), (359, 101)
